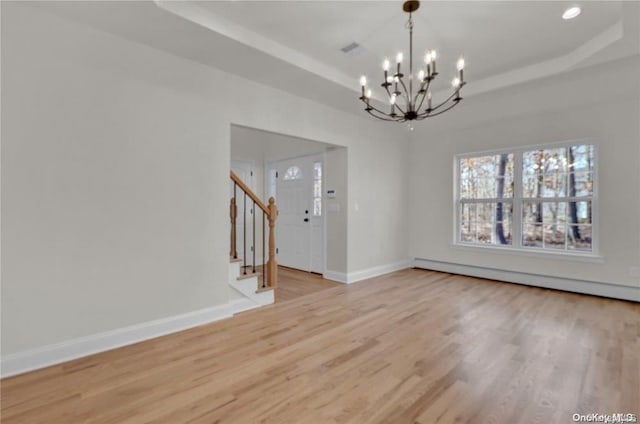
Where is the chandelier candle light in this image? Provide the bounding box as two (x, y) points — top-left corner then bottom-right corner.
(359, 0), (466, 123)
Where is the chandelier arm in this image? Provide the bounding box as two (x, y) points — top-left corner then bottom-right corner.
(414, 78), (433, 112)
(417, 99), (461, 119)
(383, 84), (407, 115)
(358, 98), (371, 110)
(429, 90), (460, 112)
(367, 109), (403, 122)
(413, 78), (429, 106)
(362, 99), (405, 121)
(415, 90), (427, 112)
(383, 84), (393, 98)
(397, 78), (412, 109)
(365, 101), (398, 118)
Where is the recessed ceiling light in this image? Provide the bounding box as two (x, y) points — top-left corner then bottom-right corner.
(562, 6), (581, 20)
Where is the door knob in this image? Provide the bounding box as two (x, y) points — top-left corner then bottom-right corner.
(304, 218), (309, 222)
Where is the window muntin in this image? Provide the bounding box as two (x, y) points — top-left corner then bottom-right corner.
(457, 143), (595, 254)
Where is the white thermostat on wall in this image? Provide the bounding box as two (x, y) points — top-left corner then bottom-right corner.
(327, 189), (337, 198)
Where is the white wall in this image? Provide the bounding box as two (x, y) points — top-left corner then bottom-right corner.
(231, 125), (333, 163)
(325, 148), (349, 274)
(1, 3), (410, 357)
(409, 55), (640, 295)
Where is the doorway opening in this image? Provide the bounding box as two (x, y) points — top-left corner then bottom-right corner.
(230, 124), (347, 297)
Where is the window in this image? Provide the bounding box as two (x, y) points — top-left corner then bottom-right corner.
(456, 142), (596, 254)
(459, 154), (514, 245)
(268, 169), (277, 200)
(313, 161), (322, 216)
(283, 166), (302, 181)
(521, 145), (594, 251)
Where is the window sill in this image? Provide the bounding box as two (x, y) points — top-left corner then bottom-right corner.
(449, 243), (605, 263)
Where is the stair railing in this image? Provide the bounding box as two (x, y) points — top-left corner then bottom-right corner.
(230, 171), (278, 289)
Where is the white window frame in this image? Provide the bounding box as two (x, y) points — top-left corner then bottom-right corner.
(453, 138), (601, 260)
(313, 161), (323, 217)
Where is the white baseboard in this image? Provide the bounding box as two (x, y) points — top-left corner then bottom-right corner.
(347, 260), (413, 284)
(323, 270), (348, 284)
(324, 259), (413, 284)
(1, 298), (254, 379)
(228, 297), (261, 314)
(414, 258), (639, 302)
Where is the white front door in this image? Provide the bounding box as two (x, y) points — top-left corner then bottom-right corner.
(271, 155), (323, 273)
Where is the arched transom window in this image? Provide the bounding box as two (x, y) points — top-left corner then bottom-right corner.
(283, 166), (303, 181)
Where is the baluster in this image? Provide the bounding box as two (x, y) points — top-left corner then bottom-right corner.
(234, 182), (238, 259)
(252, 200), (256, 274)
(230, 196), (237, 259)
(243, 192), (247, 275)
(262, 212), (266, 288)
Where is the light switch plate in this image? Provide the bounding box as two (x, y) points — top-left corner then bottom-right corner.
(328, 203), (340, 213)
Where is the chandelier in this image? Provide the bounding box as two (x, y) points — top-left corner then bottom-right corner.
(359, 0), (466, 123)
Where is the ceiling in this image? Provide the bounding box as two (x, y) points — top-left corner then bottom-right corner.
(29, 1), (640, 115)
(158, 0), (638, 100)
(197, 1), (622, 81)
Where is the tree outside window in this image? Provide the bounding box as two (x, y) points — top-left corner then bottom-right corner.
(457, 143), (595, 253)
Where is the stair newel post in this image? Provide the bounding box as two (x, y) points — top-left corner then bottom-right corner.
(230, 197), (237, 259)
(267, 197), (278, 288)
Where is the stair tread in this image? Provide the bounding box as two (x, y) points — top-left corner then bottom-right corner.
(255, 286), (274, 294)
(230, 257), (243, 263)
(237, 272), (262, 281)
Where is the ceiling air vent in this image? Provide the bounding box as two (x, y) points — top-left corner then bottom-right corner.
(341, 42), (360, 53)
(340, 42), (364, 56)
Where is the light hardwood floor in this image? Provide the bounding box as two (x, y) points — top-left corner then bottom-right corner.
(275, 266), (341, 302)
(2, 269), (638, 423)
